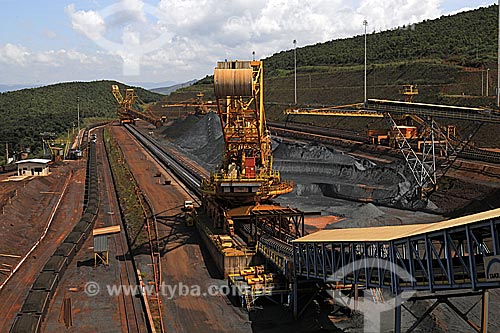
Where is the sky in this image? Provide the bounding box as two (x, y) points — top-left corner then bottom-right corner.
(0, 0), (496, 87)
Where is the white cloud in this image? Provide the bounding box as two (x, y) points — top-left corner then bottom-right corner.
(0, 44), (102, 83)
(65, 4), (106, 40)
(446, 2), (492, 16)
(108, 0), (147, 27)
(5, 0), (452, 85)
(0, 44), (30, 66)
(357, 0), (441, 31)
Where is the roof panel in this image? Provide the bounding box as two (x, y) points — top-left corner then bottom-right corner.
(94, 235), (108, 252)
(293, 208), (500, 243)
(15, 159), (51, 165)
(93, 225), (121, 236)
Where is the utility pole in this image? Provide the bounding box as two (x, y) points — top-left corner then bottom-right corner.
(77, 97), (80, 151)
(293, 39), (297, 104)
(363, 20), (368, 103)
(5, 143), (8, 164)
(482, 69), (484, 96)
(487, 69), (490, 96)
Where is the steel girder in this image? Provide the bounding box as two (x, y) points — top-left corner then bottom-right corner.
(294, 217), (500, 293)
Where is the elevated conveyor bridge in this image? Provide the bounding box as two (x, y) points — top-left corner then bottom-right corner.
(292, 208), (500, 332)
(286, 99), (500, 123)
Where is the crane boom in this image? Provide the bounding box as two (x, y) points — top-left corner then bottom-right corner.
(110, 85), (163, 127)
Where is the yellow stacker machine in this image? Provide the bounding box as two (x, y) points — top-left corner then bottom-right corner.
(111, 85), (163, 127)
(201, 60), (295, 236)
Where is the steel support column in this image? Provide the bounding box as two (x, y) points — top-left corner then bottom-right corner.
(394, 293), (402, 333)
(293, 278), (298, 319)
(481, 289), (489, 333)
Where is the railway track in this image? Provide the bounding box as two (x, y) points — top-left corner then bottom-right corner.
(11, 126), (150, 333)
(124, 124), (296, 271)
(9, 142), (99, 333)
(99, 127), (144, 333)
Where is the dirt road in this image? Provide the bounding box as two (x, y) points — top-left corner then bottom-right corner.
(110, 124), (251, 332)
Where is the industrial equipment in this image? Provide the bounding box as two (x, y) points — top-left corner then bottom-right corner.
(41, 132), (71, 161)
(202, 60), (293, 206)
(282, 88), (500, 199)
(182, 200), (196, 226)
(111, 85), (163, 127)
(400, 84), (419, 102)
(160, 92), (216, 117)
(201, 60), (294, 235)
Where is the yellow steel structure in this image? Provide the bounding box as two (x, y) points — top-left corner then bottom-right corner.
(284, 103), (382, 118)
(160, 92), (215, 116)
(43, 138), (71, 160)
(202, 60), (293, 206)
(111, 85), (162, 127)
(400, 84), (419, 102)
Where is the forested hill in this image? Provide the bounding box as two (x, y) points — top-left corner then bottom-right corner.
(264, 5), (497, 75)
(176, 4), (499, 109)
(0, 80), (162, 161)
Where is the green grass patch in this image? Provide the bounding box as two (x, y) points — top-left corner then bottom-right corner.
(104, 128), (149, 252)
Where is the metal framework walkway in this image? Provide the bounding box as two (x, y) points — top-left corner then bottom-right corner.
(292, 208), (500, 332)
(284, 99), (500, 197)
(233, 205), (303, 277)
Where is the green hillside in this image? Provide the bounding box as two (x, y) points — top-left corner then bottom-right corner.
(0, 80), (162, 162)
(167, 5), (499, 108)
(265, 5), (497, 74)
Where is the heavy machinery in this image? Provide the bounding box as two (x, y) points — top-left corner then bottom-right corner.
(160, 92), (216, 117)
(182, 200), (196, 226)
(111, 85), (163, 127)
(201, 60), (295, 236)
(201, 60), (293, 206)
(283, 86), (500, 199)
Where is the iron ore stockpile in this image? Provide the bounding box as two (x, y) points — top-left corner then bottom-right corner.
(151, 108), (500, 332)
(155, 112), (442, 228)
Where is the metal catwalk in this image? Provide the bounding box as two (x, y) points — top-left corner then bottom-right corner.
(292, 208), (500, 332)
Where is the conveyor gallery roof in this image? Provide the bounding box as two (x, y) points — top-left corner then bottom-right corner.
(293, 207), (500, 243)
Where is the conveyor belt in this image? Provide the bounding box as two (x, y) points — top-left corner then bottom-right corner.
(294, 207), (500, 293)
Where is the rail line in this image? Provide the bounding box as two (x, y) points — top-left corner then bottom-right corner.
(100, 127), (143, 333)
(124, 124), (296, 274)
(10, 141), (99, 333)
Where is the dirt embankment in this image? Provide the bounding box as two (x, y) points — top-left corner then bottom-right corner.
(0, 163), (82, 265)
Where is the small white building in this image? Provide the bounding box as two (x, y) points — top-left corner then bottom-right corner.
(16, 159), (51, 176)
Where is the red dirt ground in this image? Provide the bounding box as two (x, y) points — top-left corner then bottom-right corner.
(0, 160), (86, 331)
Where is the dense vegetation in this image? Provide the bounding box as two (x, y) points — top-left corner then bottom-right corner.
(0, 80), (162, 163)
(264, 5), (498, 76)
(2, 5), (499, 163)
(170, 5), (499, 107)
